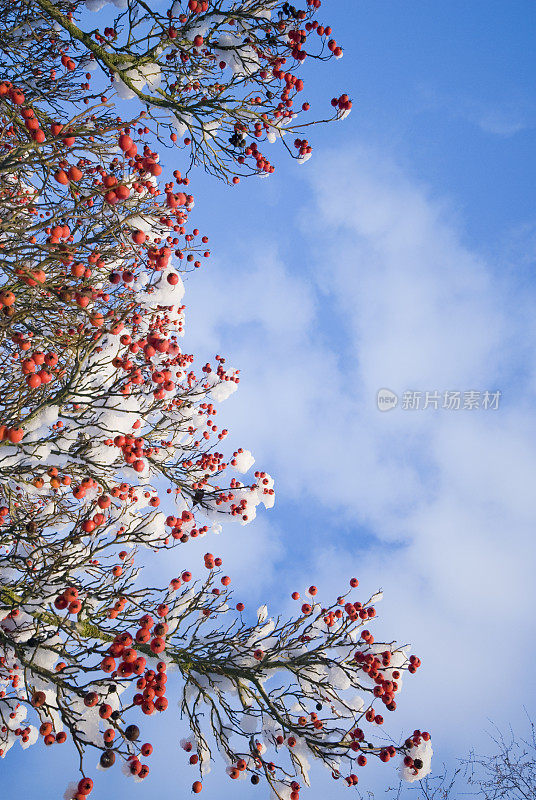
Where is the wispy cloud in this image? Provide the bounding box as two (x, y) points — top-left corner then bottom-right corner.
(185, 143), (536, 764)
(418, 84), (532, 137)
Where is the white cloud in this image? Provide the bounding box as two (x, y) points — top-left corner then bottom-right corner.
(418, 84), (532, 137)
(477, 111), (526, 137)
(184, 143), (536, 773)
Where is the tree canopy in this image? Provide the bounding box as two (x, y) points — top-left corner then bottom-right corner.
(0, 3), (430, 799)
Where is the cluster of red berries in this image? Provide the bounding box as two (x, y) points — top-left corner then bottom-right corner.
(331, 93), (352, 111)
(54, 586), (82, 615)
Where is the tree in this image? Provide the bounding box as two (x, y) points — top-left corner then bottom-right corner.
(0, 2), (430, 799)
(365, 719), (536, 800)
(3, 0), (351, 181)
(465, 720), (536, 800)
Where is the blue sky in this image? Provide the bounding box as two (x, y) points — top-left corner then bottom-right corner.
(6, 1), (536, 798)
